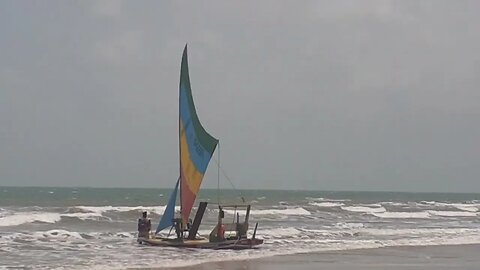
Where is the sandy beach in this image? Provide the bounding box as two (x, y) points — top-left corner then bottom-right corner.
(140, 244), (480, 270)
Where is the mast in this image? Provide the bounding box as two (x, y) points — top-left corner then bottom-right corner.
(178, 46), (188, 225)
(217, 142), (220, 205)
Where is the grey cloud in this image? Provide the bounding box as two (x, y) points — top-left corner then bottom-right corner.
(0, 0), (479, 192)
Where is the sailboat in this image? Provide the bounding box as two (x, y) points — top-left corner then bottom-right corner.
(138, 45), (263, 249)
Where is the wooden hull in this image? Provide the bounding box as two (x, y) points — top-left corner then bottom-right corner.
(139, 237), (263, 250)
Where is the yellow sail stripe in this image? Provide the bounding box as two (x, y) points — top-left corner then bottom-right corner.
(180, 129), (204, 195)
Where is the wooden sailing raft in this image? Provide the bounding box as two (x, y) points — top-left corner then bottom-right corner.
(142, 204), (263, 249)
(137, 45), (263, 249)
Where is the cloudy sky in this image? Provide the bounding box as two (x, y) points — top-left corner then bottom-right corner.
(1, 1), (479, 192)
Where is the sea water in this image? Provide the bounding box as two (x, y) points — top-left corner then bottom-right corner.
(0, 187), (479, 269)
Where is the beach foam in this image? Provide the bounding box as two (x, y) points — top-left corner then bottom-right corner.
(33, 229), (84, 240)
(223, 207), (311, 217)
(334, 222), (365, 229)
(372, 211), (431, 219)
(428, 210), (477, 217)
(260, 227), (302, 238)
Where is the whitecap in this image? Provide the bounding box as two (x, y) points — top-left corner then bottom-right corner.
(0, 212), (61, 227)
(334, 222), (364, 229)
(341, 206), (386, 214)
(251, 207), (311, 216)
(420, 201), (436, 205)
(223, 207), (311, 216)
(361, 227), (480, 236)
(74, 205), (173, 215)
(418, 202), (479, 212)
(306, 197), (350, 202)
(61, 212), (105, 220)
(34, 229), (83, 239)
(428, 210), (477, 217)
(380, 202), (408, 206)
(449, 204), (478, 212)
(372, 211), (431, 219)
(309, 202), (344, 207)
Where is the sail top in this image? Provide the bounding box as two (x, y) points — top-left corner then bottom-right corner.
(179, 45), (218, 222)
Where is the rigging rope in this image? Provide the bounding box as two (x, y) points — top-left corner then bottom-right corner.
(217, 141), (220, 205)
(212, 153), (246, 204)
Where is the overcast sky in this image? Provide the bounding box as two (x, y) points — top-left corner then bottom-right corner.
(1, 1), (479, 192)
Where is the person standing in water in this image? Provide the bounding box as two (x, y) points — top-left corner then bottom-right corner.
(137, 211), (151, 243)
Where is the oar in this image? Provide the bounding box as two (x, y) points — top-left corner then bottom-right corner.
(252, 222), (258, 240)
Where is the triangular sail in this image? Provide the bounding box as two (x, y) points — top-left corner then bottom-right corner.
(179, 45), (218, 223)
(156, 178), (179, 233)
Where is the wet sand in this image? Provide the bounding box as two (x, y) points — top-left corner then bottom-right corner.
(134, 244), (480, 270)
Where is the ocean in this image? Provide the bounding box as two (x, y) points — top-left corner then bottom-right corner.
(1, 187), (479, 269)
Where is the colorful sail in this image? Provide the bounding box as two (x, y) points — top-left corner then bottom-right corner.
(179, 45), (218, 223)
(156, 178), (180, 233)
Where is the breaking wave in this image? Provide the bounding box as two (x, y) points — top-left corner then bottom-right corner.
(306, 197), (351, 202)
(2, 199), (480, 269)
(341, 206), (386, 214)
(309, 202), (344, 207)
(222, 207), (311, 217)
(0, 212), (62, 227)
(251, 207), (311, 216)
(372, 211), (431, 219)
(73, 205), (170, 215)
(428, 210), (478, 217)
(0, 205), (170, 227)
(0, 211), (111, 227)
(418, 201), (479, 212)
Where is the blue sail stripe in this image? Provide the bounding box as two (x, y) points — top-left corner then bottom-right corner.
(179, 85), (213, 174)
(156, 178), (179, 233)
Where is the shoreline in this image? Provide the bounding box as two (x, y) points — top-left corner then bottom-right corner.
(131, 244), (480, 270)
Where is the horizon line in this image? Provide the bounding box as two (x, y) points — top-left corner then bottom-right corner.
(1, 185), (479, 195)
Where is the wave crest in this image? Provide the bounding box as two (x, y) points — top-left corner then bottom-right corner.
(341, 206), (386, 214)
(0, 212), (61, 227)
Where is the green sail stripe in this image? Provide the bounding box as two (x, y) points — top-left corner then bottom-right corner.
(180, 45), (218, 153)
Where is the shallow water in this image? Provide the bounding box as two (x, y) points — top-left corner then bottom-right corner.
(1, 187), (479, 269)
